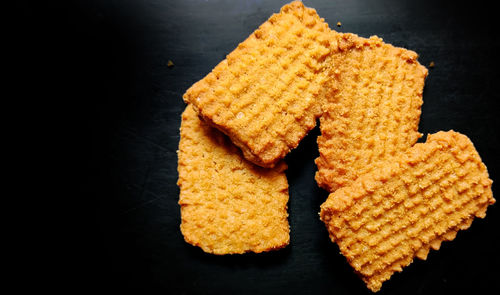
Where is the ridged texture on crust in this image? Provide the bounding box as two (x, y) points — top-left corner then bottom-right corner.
(320, 131), (495, 292)
(316, 33), (428, 192)
(183, 1), (333, 168)
(177, 105), (290, 255)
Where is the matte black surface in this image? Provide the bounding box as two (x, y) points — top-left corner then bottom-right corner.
(61, 0), (500, 293)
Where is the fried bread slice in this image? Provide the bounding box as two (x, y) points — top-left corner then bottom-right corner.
(183, 1), (333, 168)
(177, 105), (290, 254)
(320, 131), (495, 292)
(316, 33), (428, 192)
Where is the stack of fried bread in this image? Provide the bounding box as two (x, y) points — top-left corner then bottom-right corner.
(177, 1), (494, 291)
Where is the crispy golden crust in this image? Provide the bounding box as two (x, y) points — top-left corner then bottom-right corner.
(183, 1), (333, 168)
(315, 33), (428, 192)
(177, 105), (290, 255)
(320, 131), (495, 292)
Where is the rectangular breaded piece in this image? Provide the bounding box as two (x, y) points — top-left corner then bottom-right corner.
(177, 105), (290, 255)
(316, 33), (428, 192)
(183, 1), (333, 168)
(320, 131), (495, 292)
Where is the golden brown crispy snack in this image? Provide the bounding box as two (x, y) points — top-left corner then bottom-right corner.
(320, 131), (495, 292)
(316, 33), (428, 192)
(183, 1), (333, 168)
(177, 105), (290, 254)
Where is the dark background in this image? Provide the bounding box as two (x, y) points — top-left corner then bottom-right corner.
(37, 0), (500, 293)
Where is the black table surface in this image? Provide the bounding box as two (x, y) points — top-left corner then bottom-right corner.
(60, 0), (500, 293)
